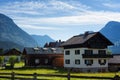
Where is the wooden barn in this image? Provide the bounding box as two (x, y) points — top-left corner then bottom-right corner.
(108, 54), (120, 72)
(23, 47), (64, 67)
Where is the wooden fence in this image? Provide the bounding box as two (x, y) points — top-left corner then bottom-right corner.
(0, 72), (119, 80)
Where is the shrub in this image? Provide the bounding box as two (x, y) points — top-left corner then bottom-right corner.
(8, 56), (17, 68)
(0, 56), (4, 66)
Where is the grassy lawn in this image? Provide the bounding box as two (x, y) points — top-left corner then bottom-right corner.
(0, 62), (120, 80)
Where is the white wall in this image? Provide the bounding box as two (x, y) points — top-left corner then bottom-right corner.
(64, 48), (108, 68)
(4, 56), (21, 63)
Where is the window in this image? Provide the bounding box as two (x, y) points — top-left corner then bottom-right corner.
(98, 59), (106, 65)
(75, 50), (80, 55)
(65, 51), (70, 55)
(45, 59), (48, 64)
(85, 60), (93, 66)
(65, 59), (70, 64)
(75, 59), (80, 65)
(35, 59), (39, 64)
(85, 50), (93, 55)
(98, 50), (106, 55)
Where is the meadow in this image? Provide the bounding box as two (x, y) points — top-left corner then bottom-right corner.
(0, 62), (120, 80)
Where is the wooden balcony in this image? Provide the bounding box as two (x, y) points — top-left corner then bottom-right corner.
(82, 54), (113, 58)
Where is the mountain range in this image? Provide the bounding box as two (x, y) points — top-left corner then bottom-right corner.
(100, 21), (120, 54)
(1, 13), (120, 54)
(0, 13), (54, 51)
(31, 35), (55, 47)
(0, 13), (38, 50)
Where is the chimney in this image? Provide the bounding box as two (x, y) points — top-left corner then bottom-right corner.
(84, 31), (89, 38)
(59, 40), (61, 43)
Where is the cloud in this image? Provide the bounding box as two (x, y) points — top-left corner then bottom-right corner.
(103, 3), (120, 8)
(1, 0), (120, 31)
(14, 11), (120, 25)
(19, 24), (61, 30)
(0, 0), (90, 16)
(49, 0), (75, 10)
(49, 0), (90, 11)
(0, 9), (40, 15)
(0, 1), (46, 15)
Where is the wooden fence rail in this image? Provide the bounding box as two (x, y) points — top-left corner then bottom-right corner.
(0, 72), (119, 80)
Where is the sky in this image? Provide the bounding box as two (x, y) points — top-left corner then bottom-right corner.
(0, 0), (120, 41)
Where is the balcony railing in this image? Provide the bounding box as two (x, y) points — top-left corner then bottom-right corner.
(82, 53), (113, 58)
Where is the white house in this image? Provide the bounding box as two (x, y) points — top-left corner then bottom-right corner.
(62, 32), (113, 72)
(3, 48), (21, 63)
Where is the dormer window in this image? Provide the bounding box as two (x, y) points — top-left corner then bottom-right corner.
(34, 47), (40, 51)
(33, 47), (40, 53)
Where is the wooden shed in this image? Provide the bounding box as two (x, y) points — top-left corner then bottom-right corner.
(108, 54), (120, 72)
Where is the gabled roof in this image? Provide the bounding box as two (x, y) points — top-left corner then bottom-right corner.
(62, 32), (113, 47)
(4, 48), (21, 55)
(23, 47), (64, 55)
(23, 47), (43, 54)
(62, 32), (96, 46)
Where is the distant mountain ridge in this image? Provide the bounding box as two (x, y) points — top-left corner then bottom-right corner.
(100, 21), (120, 54)
(31, 35), (55, 47)
(0, 13), (38, 50)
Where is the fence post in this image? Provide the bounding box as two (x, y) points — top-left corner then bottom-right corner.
(113, 75), (120, 80)
(33, 73), (37, 80)
(11, 72), (15, 80)
(67, 69), (71, 80)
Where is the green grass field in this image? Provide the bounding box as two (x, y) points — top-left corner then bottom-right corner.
(0, 62), (120, 80)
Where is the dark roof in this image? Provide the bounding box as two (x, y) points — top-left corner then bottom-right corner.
(0, 49), (4, 55)
(44, 40), (64, 48)
(23, 47), (43, 54)
(112, 54), (120, 55)
(108, 54), (120, 63)
(4, 48), (21, 55)
(23, 47), (64, 54)
(62, 32), (113, 46)
(62, 32), (96, 46)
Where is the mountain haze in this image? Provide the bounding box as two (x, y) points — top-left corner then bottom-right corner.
(31, 35), (55, 47)
(100, 21), (120, 54)
(0, 13), (38, 50)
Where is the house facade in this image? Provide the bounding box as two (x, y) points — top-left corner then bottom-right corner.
(62, 32), (113, 72)
(0, 48), (22, 67)
(3, 48), (21, 63)
(23, 47), (64, 67)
